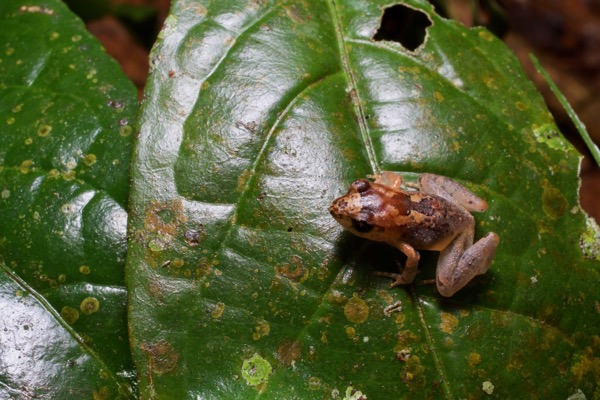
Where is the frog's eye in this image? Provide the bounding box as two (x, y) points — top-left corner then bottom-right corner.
(352, 179), (370, 193)
(352, 219), (373, 233)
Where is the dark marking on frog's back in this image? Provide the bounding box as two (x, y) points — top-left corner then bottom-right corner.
(403, 200), (471, 249)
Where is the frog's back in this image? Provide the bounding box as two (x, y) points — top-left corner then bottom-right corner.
(388, 191), (472, 251)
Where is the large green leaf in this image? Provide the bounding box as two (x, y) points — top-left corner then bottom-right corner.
(0, 0), (137, 397)
(127, 0), (600, 398)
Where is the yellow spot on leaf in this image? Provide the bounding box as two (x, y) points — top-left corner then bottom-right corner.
(440, 312), (459, 334)
(92, 386), (110, 400)
(542, 182), (567, 219)
(83, 154), (97, 166)
(171, 258), (184, 268)
(321, 331), (328, 344)
(344, 293), (369, 324)
(60, 203), (74, 214)
(80, 297), (100, 315)
(345, 326), (357, 341)
(478, 30), (494, 42)
(37, 125), (52, 137)
(119, 125), (132, 136)
(253, 319), (270, 340)
(20, 160), (33, 174)
(515, 101), (528, 111)
(468, 352), (481, 368)
(211, 302), (225, 319)
(60, 306), (79, 324)
(79, 265), (91, 275)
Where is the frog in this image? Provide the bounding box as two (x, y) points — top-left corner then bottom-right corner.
(329, 171), (499, 297)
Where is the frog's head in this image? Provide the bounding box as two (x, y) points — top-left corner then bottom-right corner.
(329, 179), (384, 238)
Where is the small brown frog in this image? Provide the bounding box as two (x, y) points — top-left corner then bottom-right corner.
(329, 172), (499, 297)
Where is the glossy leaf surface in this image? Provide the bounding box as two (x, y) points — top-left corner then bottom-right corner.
(0, 0), (137, 397)
(127, 0), (600, 398)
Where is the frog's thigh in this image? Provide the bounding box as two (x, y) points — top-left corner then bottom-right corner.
(420, 173), (487, 212)
(436, 232), (500, 297)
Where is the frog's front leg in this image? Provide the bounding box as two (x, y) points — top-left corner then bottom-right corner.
(436, 227), (499, 297)
(374, 241), (419, 287)
(371, 171), (404, 191)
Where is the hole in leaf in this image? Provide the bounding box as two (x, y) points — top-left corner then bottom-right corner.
(373, 4), (432, 51)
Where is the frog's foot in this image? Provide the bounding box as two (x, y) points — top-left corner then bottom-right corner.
(375, 256), (419, 288)
(374, 242), (420, 287)
(374, 271), (415, 287)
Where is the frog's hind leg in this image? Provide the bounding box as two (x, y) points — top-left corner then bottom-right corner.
(436, 231), (500, 297)
(375, 242), (419, 287)
(419, 173), (488, 212)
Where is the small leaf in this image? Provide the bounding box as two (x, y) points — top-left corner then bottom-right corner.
(530, 54), (600, 166)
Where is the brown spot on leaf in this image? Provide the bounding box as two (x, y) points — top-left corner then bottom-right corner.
(141, 340), (179, 375)
(144, 199), (187, 236)
(542, 182), (568, 219)
(277, 340), (301, 366)
(274, 255), (307, 282)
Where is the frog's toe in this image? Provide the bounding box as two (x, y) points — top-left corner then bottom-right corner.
(375, 271), (411, 287)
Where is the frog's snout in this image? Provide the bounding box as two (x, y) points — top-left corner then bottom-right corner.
(329, 196), (352, 227)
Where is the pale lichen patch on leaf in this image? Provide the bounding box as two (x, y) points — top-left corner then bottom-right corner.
(241, 353), (272, 389)
(567, 389), (587, 400)
(581, 217), (600, 261)
(19, 5), (54, 15)
(532, 123), (572, 152)
(343, 384), (367, 400)
(482, 380), (494, 395)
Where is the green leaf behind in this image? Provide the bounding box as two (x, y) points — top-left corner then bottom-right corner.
(0, 0), (137, 397)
